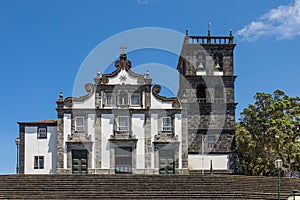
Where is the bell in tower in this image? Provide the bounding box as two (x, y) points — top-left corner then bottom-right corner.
(177, 29), (239, 174)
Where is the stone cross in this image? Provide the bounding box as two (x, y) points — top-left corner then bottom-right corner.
(120, 45), (127, 54)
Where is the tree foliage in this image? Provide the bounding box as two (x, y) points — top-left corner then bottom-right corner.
(236, 90), (300, 176)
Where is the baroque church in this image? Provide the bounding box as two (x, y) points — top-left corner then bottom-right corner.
(17, 30), (237, 174)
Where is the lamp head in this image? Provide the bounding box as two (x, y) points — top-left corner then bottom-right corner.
(275, 158), (283, 169)
(15, 138), (20, 145)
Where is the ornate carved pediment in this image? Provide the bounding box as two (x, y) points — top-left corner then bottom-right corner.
(115, 54), (132, 69)
(97, 54), (146, 85)
(154, 131), (178, 143)
(152, 85), (181, 108)
(110, 131), (136, 140)
(67, 133), (91, 142)
(64, 83), (95, 108)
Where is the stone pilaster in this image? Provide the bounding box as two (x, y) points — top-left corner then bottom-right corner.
(18, 124), (25, 174)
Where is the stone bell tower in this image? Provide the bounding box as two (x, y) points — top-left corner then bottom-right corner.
(177, 30), (238, 173)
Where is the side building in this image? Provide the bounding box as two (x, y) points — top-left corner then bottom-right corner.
(17, 30), (238, 174)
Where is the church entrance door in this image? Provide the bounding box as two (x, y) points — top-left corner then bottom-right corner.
(115, 147), (132, 174)
(72, 150), (88, 174)
(159, 149), (175, 174)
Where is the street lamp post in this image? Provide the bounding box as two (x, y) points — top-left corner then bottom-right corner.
(275, 158), (283, 200)
(15, 138), (20, 174)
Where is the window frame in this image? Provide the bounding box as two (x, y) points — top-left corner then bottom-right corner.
(130, 93), (140, 106)
(162, 117), (172, 132)
(207, 136), (216, 149)
(37, 128), (47, 139)
(106, 93), (116, 106)
(34, 156), (44, 169)
(208, 136), (216, 143)
(75, 116), (85, 132)
(118, 116), (129, 131)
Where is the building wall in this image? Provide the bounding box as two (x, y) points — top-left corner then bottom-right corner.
(175, 114), (182, 169)
(151, 95), (173, 109)
(88, 114), (96, 169)
(132, 114), (145, 170)
(24, 126), (57, 174)
(150, 114), (158, 169)
(63, 114), (71, 169)
(101, 114), (113, 169)
(188, 154), (229, 170)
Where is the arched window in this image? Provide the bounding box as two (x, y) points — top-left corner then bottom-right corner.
(213, 53), (223, 71)
(214, 84), (224, 99)
(196, 52), (206, 71)
(196, 84), (206, 103)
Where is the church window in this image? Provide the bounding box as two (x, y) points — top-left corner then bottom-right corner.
(162, 117), (171, 131)
(196, 52), (206, 75)
(75, 116), (85, 132)
(196, 52), (206, 70)
(106, 93), (116, 106)
(37, 128), (47, 139)
(131, 93), (140, 106)
(213, 53), (223, 71)
(34, 156), (44, 169)
(208, 136), (215, 143)
(196, 84), (206, 103)
(208, 136), (216, 149)
(118, 116), (129, 131)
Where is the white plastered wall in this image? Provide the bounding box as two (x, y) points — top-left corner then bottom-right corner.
(88, 114), (96, 169)
(132, 114), (145, 169)
(107, 69), (140, 85)
(188, 154), (229, 170)
(24, 126), (57, 174)
(175, 114), (182, 169)
(71, 91), (95, 109)
(150, 114), (158, 169)
(151, 95), (173, 109)
(101, 114), (114, 169)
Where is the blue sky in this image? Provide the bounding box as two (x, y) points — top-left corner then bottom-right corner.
(1, 0), (300, 174)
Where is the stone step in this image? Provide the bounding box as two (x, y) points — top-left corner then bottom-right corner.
(0, 174), (299, 199)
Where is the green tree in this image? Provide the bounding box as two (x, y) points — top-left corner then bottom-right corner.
(236, 90), (300, 176)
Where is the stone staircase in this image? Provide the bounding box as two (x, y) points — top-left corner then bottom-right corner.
(0, 174), (300, 199)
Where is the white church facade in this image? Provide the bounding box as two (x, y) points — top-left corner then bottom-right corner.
(17, 31), (239, 174)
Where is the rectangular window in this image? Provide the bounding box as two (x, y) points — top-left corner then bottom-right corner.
(208, 136), (215, 143)
(162, 117), (171, 131)
(130, 93), (140, 106)
(75, 117), (85, 132)
(34, 156), (44, 169)
(37, 128), (47, 139)
(106, 93), (116, 106)
(118, 116), (129, 131)
(208, 136), (216, 149)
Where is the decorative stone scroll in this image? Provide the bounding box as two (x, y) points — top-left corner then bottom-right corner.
(64, 83), (95, 108)
(152, 85), (181, 109)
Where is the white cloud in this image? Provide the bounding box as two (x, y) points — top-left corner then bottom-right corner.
(237, 0), (300, 41)
(136, 0), (149, 5)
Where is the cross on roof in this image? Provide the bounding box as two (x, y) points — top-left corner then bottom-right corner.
(120, 44), (127, 54)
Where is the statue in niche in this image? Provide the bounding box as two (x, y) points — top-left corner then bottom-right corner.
(118, 90), (128, 106)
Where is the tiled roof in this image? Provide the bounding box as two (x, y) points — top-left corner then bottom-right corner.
(17, 120), (57, 125)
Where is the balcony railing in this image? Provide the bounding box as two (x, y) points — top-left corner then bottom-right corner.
(214, 98), (225, 103)
(197, 98), (206, 103)
(188, 36), (233, 44)
(185, 30), (234, 45)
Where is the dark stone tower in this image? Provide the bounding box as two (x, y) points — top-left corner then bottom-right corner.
(177, 30), (238, 172)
